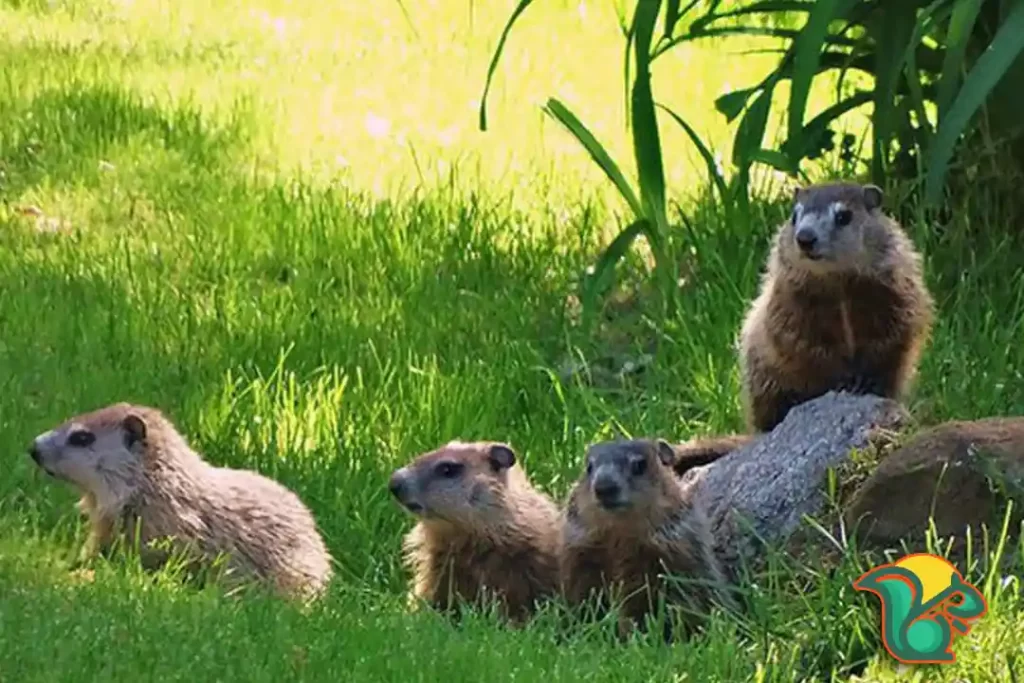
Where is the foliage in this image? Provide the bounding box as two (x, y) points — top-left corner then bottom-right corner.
(479, 0), (1024, 321)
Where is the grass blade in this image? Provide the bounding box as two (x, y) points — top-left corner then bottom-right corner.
(924, 0), (1024, 205)
(657, 103), (729, 208)
(542, 98), (643, 217)
(936, 0), (984, 118)
(478, 0), (535, 131)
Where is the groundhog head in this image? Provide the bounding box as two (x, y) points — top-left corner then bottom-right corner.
(388, 441), (519, 527)
(785, 182), (884, 272)
(28, 403), (151, 505)
(576, 439), (678, 518)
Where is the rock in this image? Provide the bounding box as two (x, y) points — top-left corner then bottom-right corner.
(684, 391), (908, 578)
(844, 417), (1024, 549)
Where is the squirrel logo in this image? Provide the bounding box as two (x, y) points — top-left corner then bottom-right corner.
(853, 553), (988, 665)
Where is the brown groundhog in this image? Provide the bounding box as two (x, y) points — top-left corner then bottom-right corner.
(388, 440), (560, 624)
(28, 402), (334, 601)
(559, 438), (737, 640)
(738, 182), (934, 432)
(670, 434), (755, 478)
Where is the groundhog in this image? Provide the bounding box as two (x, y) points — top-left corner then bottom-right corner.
(388, 440), (560, 624)
(559, 438), (736, 640)
(28, 402), (334, 601)
(670, 434), (755, 478)
(738, 182), (934, 432)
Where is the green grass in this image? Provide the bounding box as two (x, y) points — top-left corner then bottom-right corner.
(1, 0), (1024, 681)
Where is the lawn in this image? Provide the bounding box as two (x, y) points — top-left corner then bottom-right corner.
(1, 0), (1024, 681)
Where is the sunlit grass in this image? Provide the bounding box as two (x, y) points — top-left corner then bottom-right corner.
(1, 0), (1023, 681)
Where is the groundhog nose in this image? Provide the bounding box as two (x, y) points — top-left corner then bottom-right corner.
(593, 478), (621, 503)
(388, 473), (406, 500)
(28, 444), (41, 465)
(795, 227), (817, 252)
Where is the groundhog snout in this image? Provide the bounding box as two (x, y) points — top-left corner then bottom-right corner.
(592, 471), (625, 509)
(28, 443), (42, 465)
(388, 470), (423, 513)
(795, 226), (818, 254)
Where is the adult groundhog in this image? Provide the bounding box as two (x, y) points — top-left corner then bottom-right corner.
(28, 402), (334, 601)
(559, 438), (736, 640)
(388, 440), (560, 624)
(739, 182), (934, 432)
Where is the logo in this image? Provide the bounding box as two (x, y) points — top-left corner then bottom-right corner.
(853, 553), (988, 665)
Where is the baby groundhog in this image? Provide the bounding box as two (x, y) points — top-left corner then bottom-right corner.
(28, 402), (334, 601)
(559, 439), (736, 640)
(388, 440), (560, 624)
(739, 182), (934, 432)
(671, 434), (755, 478)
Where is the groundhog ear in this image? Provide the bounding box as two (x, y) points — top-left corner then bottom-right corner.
(862, 184), (883, 211)
(487, 444), (516, 471)
(791, 185), (803, 205)
(122, 414), (147, 448)
(655, 439), (676, 467)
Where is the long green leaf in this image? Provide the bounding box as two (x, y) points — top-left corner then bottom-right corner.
(936, 0), (983, 118)
(902, 0), (954, 142)
(787, 0), (845, 148)
(925, 0), (1024, 205)
(542, 98), (643, 217)
(657, 103), (729, 208)
(872, 0), (918, 181)
(732, 77), (778, 170)
(579, 219), (649, 328)
(630, 0), (668, 240)
(477, 0), (535, 131)
(780, 89), (873, 160)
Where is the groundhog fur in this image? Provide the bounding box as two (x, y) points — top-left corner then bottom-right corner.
(559, 439), (737, 640)
(388, 440), (560, 625)
(739, 182), (934, 433)
(670, 434), (755, 478)
(28, 402), (334, 601)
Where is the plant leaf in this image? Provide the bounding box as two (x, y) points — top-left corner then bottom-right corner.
(478, 0), (535, 131)
(787, 0), (847, 148)
(902, 0), (954, 142)
(936, 0), (984, 118)
(542, 98), (643, 218)
(657, 103), (729, 208)
(732, 77), (778, 169)
(715, 88), (757, 122)
(780, 89), (873, 160)
(865, 0), (917, 182)
(630, 0), (669, 242)
(749, 148), (796, 173)
(925, 0), (1024, 205)
(579, 219), (649, 326)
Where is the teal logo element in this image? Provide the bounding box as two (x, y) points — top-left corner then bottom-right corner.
(853, 553), (988, 665)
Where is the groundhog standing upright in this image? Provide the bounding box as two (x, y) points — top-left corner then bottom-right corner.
(739, 182), (934, 432)
(388, 440), (560, 624)
(28, 402), (334, 601)
(559, 439), (736, 640)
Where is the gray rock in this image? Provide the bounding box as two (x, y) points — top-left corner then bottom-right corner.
(684, 391), (908, 578)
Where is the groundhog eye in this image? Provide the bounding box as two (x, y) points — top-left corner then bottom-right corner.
(67, 430), (95, 448)
(630, 458), (647, 476)
(434, 462), (464, 479)
(834, 208), (852, 227)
